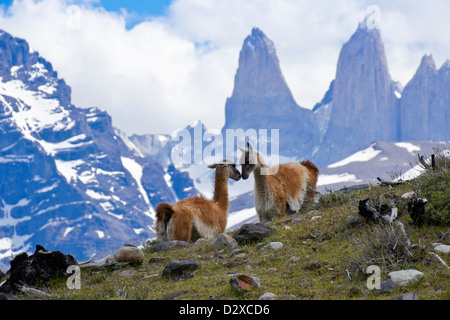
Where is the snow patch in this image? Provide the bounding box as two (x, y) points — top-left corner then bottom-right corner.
(317, 173), (363, 186)
(395, 142), (421, 153)
(327, 145), (382, 168)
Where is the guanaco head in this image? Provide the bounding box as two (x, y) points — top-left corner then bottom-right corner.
(238, 142), (258, 180)
(207, 159), (241, 181)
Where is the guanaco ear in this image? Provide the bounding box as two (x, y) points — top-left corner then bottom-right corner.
(247, 142), (254, 153)
(207, 163), (217, 169)
(238, 145), (246, 153)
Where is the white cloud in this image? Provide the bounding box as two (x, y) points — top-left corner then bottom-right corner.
(0, 0), (449, 135)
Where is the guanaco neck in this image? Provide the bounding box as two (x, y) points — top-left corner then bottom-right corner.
(253, 153), (270, 192)
(213, 168), (229, 210)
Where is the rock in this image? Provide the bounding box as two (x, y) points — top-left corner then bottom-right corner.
(151, 240), (192, 252)
(212, 233), (239, 251)
(391, 292), (420, 300)
(118, 269), (138, 277)
(114, 244), (144, 264)
(401, 191), (415, 199)
(0, 245), (77, 294)
(311, 216), (321, 221)
(259, 292), (276, 300)
(162, 260), (199, 280)
(0, 292), (19, 300)
(232, 223), (275, 244)
(162, 290), (186, 300)
(433, 243), (450, 254)
(229, 274), (261, 292)
(291, 217), (307, 224)
(264, 242), (283, 250)
(372, 278), (397, 294)
(388, 269), (424, 287)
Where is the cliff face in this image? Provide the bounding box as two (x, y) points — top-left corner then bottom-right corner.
(223, 28), (319, 158)
(399, 55), (450, 141)
(313, 22), (398, 166)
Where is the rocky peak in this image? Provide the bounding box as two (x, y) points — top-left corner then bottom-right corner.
(223, 28), (319, 158)
(312, 19), (397, 166)
(0, 29), (71, 106)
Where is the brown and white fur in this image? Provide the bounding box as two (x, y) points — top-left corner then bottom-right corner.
(155, 159), (241, 242)
(239, 142), (319, 223)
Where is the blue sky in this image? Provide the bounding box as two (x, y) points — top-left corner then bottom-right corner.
(0, 0), (173, 28)
(94, 0), (172, 28)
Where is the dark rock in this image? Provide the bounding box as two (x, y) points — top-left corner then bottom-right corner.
(372, 278), (397, 294)
(162, 290), (186, 300)
(391, 292), (420, 300)
(0, 245), (77, 293)
(162, 259), (199, 280)
(232, 223), (275, 244)
(408, 197), (428, 226)
(151, 240), (192, 252)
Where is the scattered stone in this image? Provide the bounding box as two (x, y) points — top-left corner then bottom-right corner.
(391, 292), (420, 300)
(20, 285), (50, 299)
(433, 243), (450, 254)
(151, 240), (192, 252)
(232, 223), (275, 244)
(194, 238), (208, 245)
(212, 233), (239, 251)
(162, 290), (186, 300)
(284, 225), (292, 230)
(259, 292), (276, 300)
(162, 259), (199, 280)
(388, 269), (424, 287)
(263, 242), (283, 250)
(114, 244), (144, 264)
(372, 278), (397, 294)
(118, 269), (138, 277)
(0, 245), (77, 294)
(401, 191), (415, 199)
(291, 217), (306, 224)
(311, 216), (321, 221)
(229, 274), (261, 292)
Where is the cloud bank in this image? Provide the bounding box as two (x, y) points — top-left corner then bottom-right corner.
(0, 0), (449, 135)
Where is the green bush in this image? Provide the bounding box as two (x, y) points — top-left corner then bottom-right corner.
(417, 169), (450, 226)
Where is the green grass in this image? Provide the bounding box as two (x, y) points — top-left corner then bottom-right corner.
(9, 180), (450, 300)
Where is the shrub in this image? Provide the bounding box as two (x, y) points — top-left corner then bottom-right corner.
(347, 221), (417, 275)
(416, 169), (450, 226)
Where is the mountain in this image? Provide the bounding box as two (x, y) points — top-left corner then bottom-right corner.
(222, 28), (319, 159)
(399, 55), (450, 141)
(312, 19), (399, 166)
(0, 30), (196, 269)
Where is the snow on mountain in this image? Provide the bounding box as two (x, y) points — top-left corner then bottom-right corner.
(0, 29), (197, 269)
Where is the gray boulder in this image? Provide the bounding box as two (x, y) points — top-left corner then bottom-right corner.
(388, 269), (424, 287)
(232, 223), (275, 244)
(162, 259), (199, 280)
(212, 233), (239, 251)
(114, 244), (144, 264)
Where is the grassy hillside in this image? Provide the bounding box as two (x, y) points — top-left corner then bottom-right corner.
(3, 150), (449, 300)
(36, 175), (449, 300)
